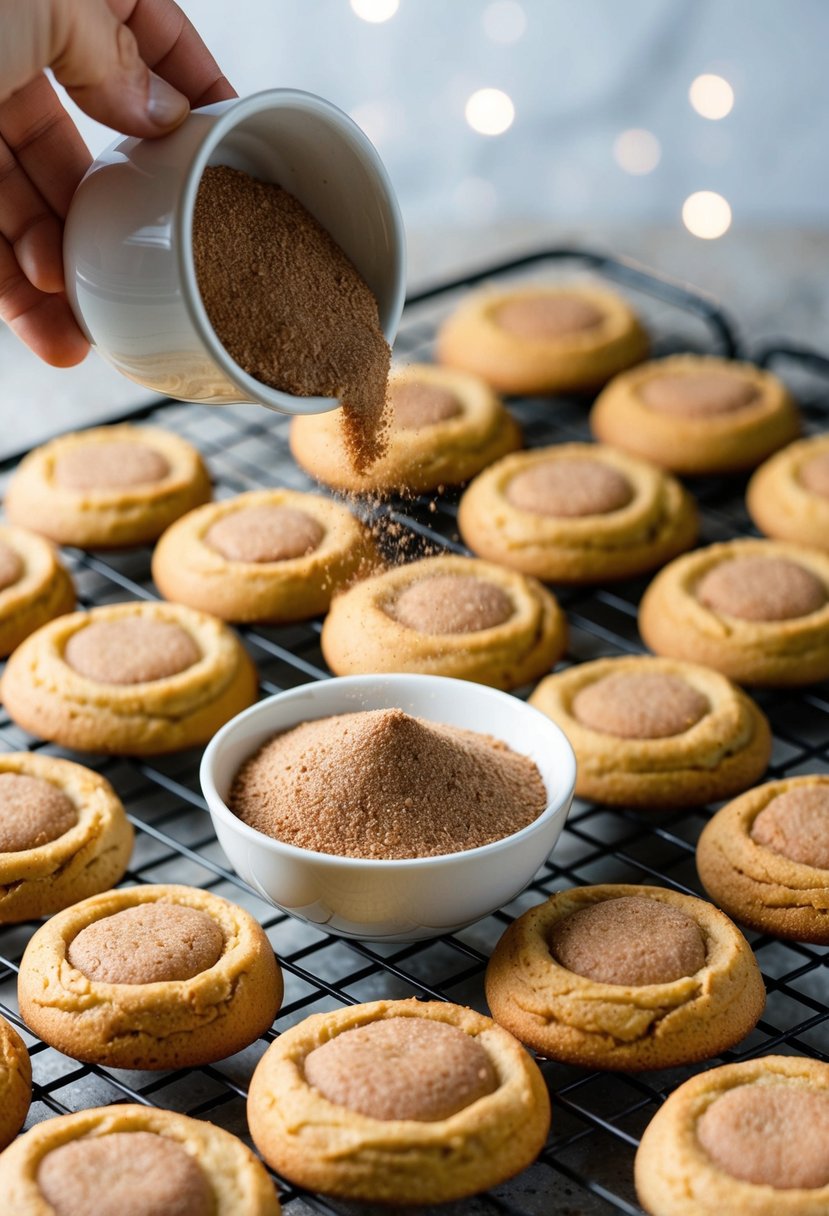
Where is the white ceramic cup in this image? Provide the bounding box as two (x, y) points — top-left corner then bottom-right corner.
(63, 89), (406, 414)
(200, 674), (577, 942)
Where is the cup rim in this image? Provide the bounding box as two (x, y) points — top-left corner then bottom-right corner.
(175, 88), (407, 416)
(200, 673), (577, 871)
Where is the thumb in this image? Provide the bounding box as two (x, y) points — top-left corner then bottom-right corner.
(49, 0), (189, 135)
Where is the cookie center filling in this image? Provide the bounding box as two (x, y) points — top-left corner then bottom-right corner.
(506, 458), (634, 518)
(54, 441), (171, 491)
(304, 1017), (498, 1121)
(0, 541), (23, 592)
(751, 786), (829, 869)
(696, 1084), (829, 1190)
(387, 574), (514, 634)
(571, 672), (710, 739)
(696, 556), (827, 621)
(205, 505), (325, 563)
(493, 294), (604, 340)
(67, 903), (224, 984)
(799, 451), (829, 499)
(37, 1130), (212, 1216)
(391, 380), (462, 429)
(639, 371), (759, 417)
(0, 773), (77, 852)
(550, 895), (706, 986)
(64, 618), (201, 684)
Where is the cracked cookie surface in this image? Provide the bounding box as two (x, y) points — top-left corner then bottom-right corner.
(17, 884), (282, 1070)
(639, 538), (829, 686)
(528, 655), (770, 807)
(485, 884), (764, 1071)
(321, 553), (566, 690)
(1, 600), (257, 755)
(247, 997), (550, 1204)
(458, 442), (697, 582)
(697, 774), (829, 943)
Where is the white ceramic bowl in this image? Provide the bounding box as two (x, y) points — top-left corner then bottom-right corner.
(200, 674), (576, 942)
(64, 89), (406, 414)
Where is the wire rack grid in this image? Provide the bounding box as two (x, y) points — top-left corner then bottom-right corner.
(0, 248), (827, 1216)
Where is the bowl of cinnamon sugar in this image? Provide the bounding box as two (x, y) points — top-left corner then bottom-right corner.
(200, 674), (576, 942)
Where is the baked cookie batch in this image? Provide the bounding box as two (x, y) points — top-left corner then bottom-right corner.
(0, 281), (827, 1209)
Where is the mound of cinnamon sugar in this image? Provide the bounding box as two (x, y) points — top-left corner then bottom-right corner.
(229, 708), (547, 859)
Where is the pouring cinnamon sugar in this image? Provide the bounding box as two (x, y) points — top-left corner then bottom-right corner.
(193, 165), (390, 472)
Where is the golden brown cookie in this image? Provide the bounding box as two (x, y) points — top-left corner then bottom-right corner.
(0, 753), (133, 923)
(639, 538), (829, 685)
(0, 524), (75, 657)
(458, 442), (698, 582)
(485, 884), (764, 1071)
(247, 997), (550, 1205)
(590, 354), (800, 474)
(290, 363), (522, 494)
(18, 884), (282, 1070)
(529, 655), (770, 807)
(5, 424), (212, 548)
(697, 774), (829, 943)
(320, 553), (567, 689)
(1, 600), (257, 754)
(635, 1055), (829, 1216)
(436, 282), (648, 394)
(0, 1015), (31, 1151)
(0, 1103), (279, 1215)
(747, 432), (829, 550)
(152, 488), (378, 623)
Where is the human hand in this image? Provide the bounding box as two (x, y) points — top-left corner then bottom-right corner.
(0, 0), (235, 367)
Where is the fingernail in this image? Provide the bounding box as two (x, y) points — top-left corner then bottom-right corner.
(147, 73), (189, 128)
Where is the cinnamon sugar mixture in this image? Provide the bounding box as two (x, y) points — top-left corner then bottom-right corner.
(229, 708), (546, 859)
(193, 165), (391, 472)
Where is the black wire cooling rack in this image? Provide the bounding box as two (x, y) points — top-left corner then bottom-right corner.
(1, 248), (827, 1216)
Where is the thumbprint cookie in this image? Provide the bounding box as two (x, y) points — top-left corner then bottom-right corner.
(639, 538), (829, 685)
(18, 884), (282, 1070)
(529, 655), (770, 807)
(635, 1056), (829, 1215)
(458, 442), (697, 582)
(0, 523), (74, 657)
(290, 363), (521, 494)
(248, 998), (550, 1204)
(590, 354), (799, 475)
(697, 774), (829, 943)
(747, 432), (829, 550)
(321, 553), (566, 689)
(1, 600), (257, 754)
(486, 884), (764, 1071)
(152, 488), (378, 622)
(5, 424), (211, 548)
(437, 282), (648, 394)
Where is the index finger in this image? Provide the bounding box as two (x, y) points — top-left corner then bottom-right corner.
(109, 0), (236, 107)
